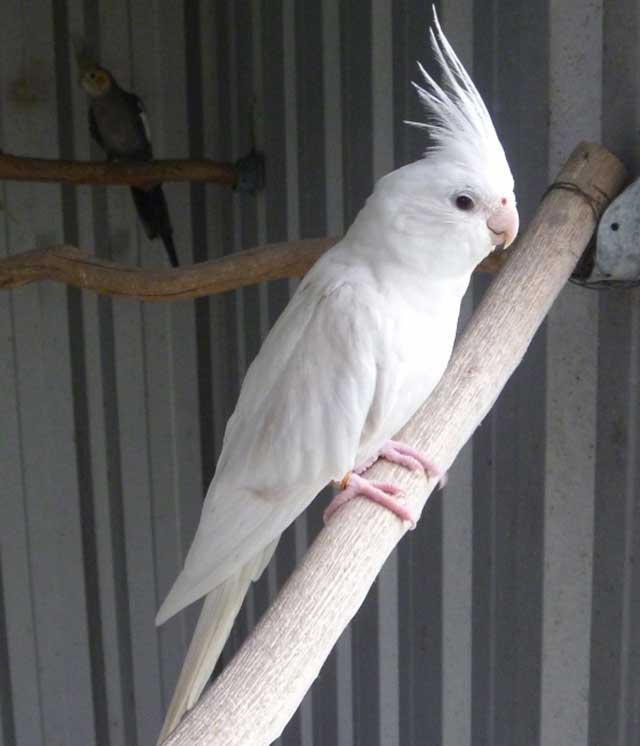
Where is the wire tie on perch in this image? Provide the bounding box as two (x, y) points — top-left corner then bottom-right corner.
(541, 180), (607, 222)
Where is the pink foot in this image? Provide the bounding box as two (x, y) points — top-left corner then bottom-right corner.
(380, 440), (443, 480)
(355, 440), (447, 488)
(323, 473), (414, 526)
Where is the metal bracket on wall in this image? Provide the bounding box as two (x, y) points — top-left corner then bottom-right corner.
(233, 148), (265, 194)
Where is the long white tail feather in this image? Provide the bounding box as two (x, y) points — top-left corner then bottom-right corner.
(157, 540), (278, 744)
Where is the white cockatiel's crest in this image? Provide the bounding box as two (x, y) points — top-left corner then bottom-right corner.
(407, 10), (513, 193)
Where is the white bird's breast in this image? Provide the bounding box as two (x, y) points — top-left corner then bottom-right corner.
(355, 277), (464, 466)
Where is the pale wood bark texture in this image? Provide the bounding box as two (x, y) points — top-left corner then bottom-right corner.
(0, 238), (507, 300)
(161, 142), (627, 746)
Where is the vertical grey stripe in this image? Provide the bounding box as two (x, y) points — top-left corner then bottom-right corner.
(392, 0), (431, 168)
(495, 4), (547, 746)
(321, 4), (352, 744)
(282, 0), (300, 243)
(371, 4), (399, 745)
(390, 4), (442, 746)
(590, 291), (636, 746)
(541, 1), (601, 744)
(339, 0), (373, 224)
(371, 0), (394, 181)
(472, 2), (548, 745)
(227, 0), (247, 382)
(52, 1), (108, 743)
(439, 7), (474, 746)
(0, 561), (16, 746)
(0, 190), (23, 746)
(212, 0), (240, 444)
(620, 299), (640, 746)
(471, 321), (498, 746)
(0, 287), (44, 746)
(590, 3), (640, 744)
(468, 70), (498, 746)
(234, 0), (261, 367)
(262, 0), (291, 325)
(184, 1), (215, 500)
(251, 0), (270, 347)
(323, 0), (345, 238)
(295, 2), (327, 237)
(399, 509), (444, 746)
(199, 0), (235, 461)
(100, 316), (139, 746)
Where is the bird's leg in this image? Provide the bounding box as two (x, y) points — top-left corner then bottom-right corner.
(323, 440), (445, 528)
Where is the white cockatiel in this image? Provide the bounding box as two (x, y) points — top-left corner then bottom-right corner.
(156, 11), (518, 742)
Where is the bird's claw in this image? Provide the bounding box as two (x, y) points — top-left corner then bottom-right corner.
(324, 473), (415, 528)
(324, 441), (447, 528)
(381, 440), (447, 488)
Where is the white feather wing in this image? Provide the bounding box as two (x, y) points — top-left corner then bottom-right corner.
(157, 263), (383, 623)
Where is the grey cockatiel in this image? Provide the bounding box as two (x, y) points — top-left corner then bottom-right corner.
(155, 10), (518, 742)
(74, 40), (179, 267)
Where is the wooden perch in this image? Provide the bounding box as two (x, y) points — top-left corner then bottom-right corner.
(0, 238), (507, 300)
(161, 142), (626, 746)
(0, 152), (240, 186)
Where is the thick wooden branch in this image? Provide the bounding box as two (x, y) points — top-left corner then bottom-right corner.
(162, 142), (626, 746)
(0, 152), (238, 186)
(0, 238), (506, 300)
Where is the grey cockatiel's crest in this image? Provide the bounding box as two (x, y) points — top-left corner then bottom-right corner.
(154, 8), (519, 742)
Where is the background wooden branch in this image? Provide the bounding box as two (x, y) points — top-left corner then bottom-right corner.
(0, 238), (507, 300)
(161, 142), (627, 746)
(0, 152), (238, 186)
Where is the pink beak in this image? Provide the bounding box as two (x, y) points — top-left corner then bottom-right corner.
(487, 203), (519, 248)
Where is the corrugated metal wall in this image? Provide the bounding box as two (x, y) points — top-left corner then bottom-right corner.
(1, 1), (639, 745)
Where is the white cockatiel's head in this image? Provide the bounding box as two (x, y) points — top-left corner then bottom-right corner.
(363, 9), (518, 276)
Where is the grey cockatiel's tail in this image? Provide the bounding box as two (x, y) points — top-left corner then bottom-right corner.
(73, 37), (179, 267)
(155, 8), (518, 742)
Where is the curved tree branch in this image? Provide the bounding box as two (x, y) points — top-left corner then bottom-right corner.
(0, 238), (507, 300)
(0, 152), (239, 186)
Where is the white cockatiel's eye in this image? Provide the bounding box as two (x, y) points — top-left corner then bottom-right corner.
(454, 194), (475, 211)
